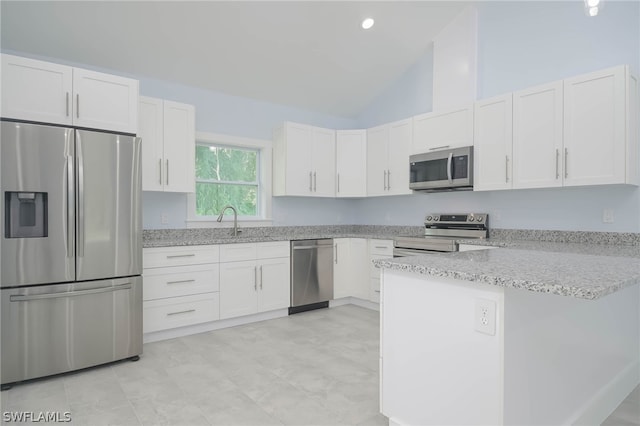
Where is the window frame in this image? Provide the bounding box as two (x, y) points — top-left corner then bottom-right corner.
(187, 131), (272, 227)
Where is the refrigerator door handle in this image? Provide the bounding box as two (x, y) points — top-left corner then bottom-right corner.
(10, 283), (132, 302)
(77, 133), (85, 257)
(66, 155), (74, 258)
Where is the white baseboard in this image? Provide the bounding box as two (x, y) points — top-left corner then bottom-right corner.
(566, 360), (639, 425)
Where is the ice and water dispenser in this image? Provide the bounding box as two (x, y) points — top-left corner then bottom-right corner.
(4, 191), (48, 238)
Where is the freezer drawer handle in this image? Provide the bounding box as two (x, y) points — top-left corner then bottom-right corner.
(166, 254), (196, 259)
(167, 309), (195, 316)
(10, 283), (132, 302)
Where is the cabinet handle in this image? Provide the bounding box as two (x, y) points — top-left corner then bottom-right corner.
(166, 254), (195, 259)
(66, 92), (70, 117)
(374, 290), (381, 293)
(166, 160), (170, 186)
(166, 279), (195, 285)
(159, 159), (163, 185)
(254, 266), (258, 291)
(76, 94), (80, 118)
(383, 170), (388, 190)
(555, 149), (560, 179)
(375, 246), (387, 249)
(505, 156), (509, 183)
(313, 171), (317, 192)
(429, 145), (450, 151)
(387, 170), (391, 190)
(564, 148), (568, 179)
(259, 266), (263, 290)
(337, 173), (340, 193)
(167, 309), (195, 317)
(335, 244), (338, 264)
(309, 172), (313, 191)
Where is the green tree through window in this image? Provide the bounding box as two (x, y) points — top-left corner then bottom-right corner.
(195, 144), (259, 217)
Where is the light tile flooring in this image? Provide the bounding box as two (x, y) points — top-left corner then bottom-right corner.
(1, 304), (638, 426)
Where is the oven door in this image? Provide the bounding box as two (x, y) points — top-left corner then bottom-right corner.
(409, 146), (473, 191)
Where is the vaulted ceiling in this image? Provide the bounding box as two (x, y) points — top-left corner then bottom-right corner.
(1, 1), (470, 118)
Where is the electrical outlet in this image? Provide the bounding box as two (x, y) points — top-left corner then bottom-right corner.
(475, 298), (496, 335)
(161, 213), (169, 225)
(602, 209), (614, 224)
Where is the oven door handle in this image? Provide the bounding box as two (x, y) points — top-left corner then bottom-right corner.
(447, 152), (453, 184)
(393, 248), (432, 257)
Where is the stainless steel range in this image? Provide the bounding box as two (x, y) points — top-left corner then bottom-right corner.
(393, 213), (488, 256)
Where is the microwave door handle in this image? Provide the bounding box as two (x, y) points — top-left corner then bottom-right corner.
(447, 152), (453, 183)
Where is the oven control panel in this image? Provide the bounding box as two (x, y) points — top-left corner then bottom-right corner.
(425, 213), (488, 225)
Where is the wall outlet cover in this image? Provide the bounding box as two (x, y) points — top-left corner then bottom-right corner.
(475, 298), (497, 336)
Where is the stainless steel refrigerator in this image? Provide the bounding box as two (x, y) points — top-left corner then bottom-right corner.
(1, 120), (143, 389)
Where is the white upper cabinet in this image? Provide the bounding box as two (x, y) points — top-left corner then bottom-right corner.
(473, 94), (513, 191)
(367, 118), (412, 197)
(411, 107), (473, 154)
(72, 68), (138, 134)
(1, 54), (73, 125)
(1, 54), (138, 134)
(138, 96), (195, 192)
(563, 66), (637, 187)
(336, 129), (367, 197)
(512, 81), (564, 189)
(273, 122), (336, 197)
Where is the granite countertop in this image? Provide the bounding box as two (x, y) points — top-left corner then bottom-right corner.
(142, 225), (420, 248)
(375, 242), (640, 300)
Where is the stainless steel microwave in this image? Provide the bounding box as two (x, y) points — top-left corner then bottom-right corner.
(409, 146), (473, 192)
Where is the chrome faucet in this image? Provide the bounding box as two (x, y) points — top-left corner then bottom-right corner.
(216, 205), (241, 236)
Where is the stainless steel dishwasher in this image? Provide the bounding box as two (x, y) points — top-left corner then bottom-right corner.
(289, 239), (334, 314)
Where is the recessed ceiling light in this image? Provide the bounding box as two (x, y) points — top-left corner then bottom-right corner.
(361, 18), (374, 30)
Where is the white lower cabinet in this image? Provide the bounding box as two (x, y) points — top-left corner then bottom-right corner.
(143, 245), (220, 333)
(369, 239), (394, 303)
(333, 238), (369, 300)
(219, 242), (290, 320)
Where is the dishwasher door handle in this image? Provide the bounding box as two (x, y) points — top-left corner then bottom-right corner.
(292, 245), (333, 250)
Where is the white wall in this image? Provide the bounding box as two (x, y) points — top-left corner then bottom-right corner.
(353, 0), (640, 232)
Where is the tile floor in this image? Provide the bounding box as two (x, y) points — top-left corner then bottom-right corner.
(0, 304), (638, 425)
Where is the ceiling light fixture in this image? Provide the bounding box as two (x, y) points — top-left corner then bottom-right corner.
(584, 0), (602, 16)
(361, 18), (374, 30)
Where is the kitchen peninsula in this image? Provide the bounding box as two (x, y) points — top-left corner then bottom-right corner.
(375, 244), (640, 426)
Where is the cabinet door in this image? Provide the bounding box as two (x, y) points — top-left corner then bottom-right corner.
(412, 107), (473, 154)
(333, 238), (351, 299)
(72, 68), (138, 134)
(162, 100), (195, 193)
(139, 96), (165, 191)
(219, 261), (258, 319)
(474, 94), (513, 191)
(257, 257), (290, 312)
(563, 66), (626, 186)
(349, 239), (370, 301)
(513, 81), (563, 189)
(1, 54), (73, 125)
(367, 125), (389, 196)
(336, 130), (367, 197)
(387, 118), (412, 196)
(284, 122), (314, 196)
(311, 127), (336, 197)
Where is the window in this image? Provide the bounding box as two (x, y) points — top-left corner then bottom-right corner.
(188, 132), (272, 224)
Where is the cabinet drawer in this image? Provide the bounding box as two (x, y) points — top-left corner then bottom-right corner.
(143, 264), (219, 301)
(220, 243), (257, 262)
(256, 241), (290, 259)
(144, 245), (219, 268)
(369, 239), (394, 256)
(143, 293), (219, 333)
